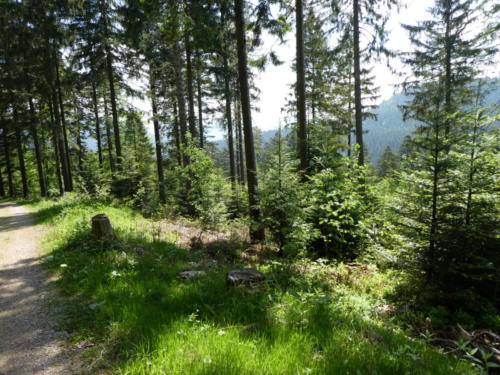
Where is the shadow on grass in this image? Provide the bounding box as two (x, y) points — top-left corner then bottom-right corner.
(36, 202), (472, 375)
(33, 200), (84, 225)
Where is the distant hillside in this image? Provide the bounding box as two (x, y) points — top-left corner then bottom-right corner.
(247, 82), (499, 164)
(365, 82), (499, 162)
(364, 93), (417, 163)
(89, 81), (498, 164)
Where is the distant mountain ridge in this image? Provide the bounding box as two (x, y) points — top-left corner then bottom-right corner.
(88, 81), (499, 164)
(364, 83), (499, 162)
(251, 82), (499, 163)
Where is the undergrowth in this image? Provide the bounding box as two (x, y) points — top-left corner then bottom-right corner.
(28, 195), (475, 374)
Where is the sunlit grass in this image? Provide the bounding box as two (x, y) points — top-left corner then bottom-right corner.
(28, 196), (474, 374)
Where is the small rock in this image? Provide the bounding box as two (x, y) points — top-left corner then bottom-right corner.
(179, 270), (207, 279)
(226, 268), (266, 287)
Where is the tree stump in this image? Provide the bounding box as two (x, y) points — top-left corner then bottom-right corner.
(91, 214), (116, 240)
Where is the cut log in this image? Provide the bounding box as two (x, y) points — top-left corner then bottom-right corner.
(91, 214), (116, 240)
(179, 270), (207, 280)
(226, 268), (266, 287)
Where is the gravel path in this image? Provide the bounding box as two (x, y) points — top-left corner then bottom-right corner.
(0, 202), (71, 375)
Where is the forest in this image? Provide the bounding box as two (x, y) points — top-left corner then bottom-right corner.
(0, 0), (499, 374)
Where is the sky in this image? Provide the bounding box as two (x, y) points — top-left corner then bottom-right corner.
(133, 0), (436, 137)
(251, 0), (435, 132)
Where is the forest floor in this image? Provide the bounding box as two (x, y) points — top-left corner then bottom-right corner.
(2, 196), (478, 374)
(0, 201), (75, 375)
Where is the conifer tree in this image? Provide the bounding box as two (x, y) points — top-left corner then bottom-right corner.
(377, 146), (398, 177)
(396, 0), (499, 318)
(234, 0), (265, 241)
(332, 0), (397, 166)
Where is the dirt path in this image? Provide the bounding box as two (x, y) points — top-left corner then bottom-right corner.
(0, 202), (71, 375)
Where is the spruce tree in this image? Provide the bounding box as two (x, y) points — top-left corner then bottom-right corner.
(397, 0), (499, 321)
(332, 0), (397, 166)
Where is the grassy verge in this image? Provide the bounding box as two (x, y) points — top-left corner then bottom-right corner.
(28, 196), (474, 374)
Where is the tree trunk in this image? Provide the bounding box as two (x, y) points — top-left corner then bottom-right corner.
(13, 108), (28, 198)
(443, 0), (452, 138)
(221, 0), (236, 188)
(1, 121), (14, 197)
(149, 67), (166, 204)
(224, 56), (237, 189)
(185, 37), (198, 139)
(234, 0), (265, 241)
(103, 10), (122, 170)
(52, 90), (71, 192)
(54, 53), (73, 190)
(49, 99), (64, 196)
(236, 97), (246, 185)
(234, 100), (242, 184)
(347, 84), (353, 159)
(173, 42), (189, 164)
(76, 121), (84, 171)
(296, 0), (308, 175)
(428, 115), (442, 282)
(0, 164), (4, 197)
(103, 92), (116, 174)
(29, 98), (47, 197)
(91, 81), (104, 168)
(172, 97), (183, 167)
(353, 0), (364, 166)
(105, 53), (122, 170)
(196, 54), (204, 148)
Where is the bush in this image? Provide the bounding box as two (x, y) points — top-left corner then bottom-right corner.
(307, 158), (379, 260)
(259, 153), (314, 256)
(132, 178), (160, 217)
(175, 140), (231, 230)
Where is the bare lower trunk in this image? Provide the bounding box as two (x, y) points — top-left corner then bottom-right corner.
(185, 38), (198, 139)
(102, 1), (123, 171)
(296, 0), (308, 175)
(173, 98), (183, 167)
(52, 90), (71, 192)
(0, 166), (4, 197)
(236, 98), (245, 185)
(76, 122), (84, 171)
(103, 93), (116, 174)
(29, 98), (47, 197)
(173, 41), (189, 165)
(13, 108), (28, 198)
(196, 56), (204, 148)
(55, 54), (73, 190)
(105, 51), (122, 170)
(54, 56), (73, 191)
(149, 68), (166, 203)
(49, 99), (64, 196)
(234, 102), (242, 183)
(1, 121), (14, 196)
(91, 81), (103, 168)
(234, 0), (264, 241)
(443, 0), (452, 138)
(224, 56), (236, 189)
(353, 0), (364, 166)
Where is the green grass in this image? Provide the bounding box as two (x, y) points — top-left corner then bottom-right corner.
(28, 195), (475, 374)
